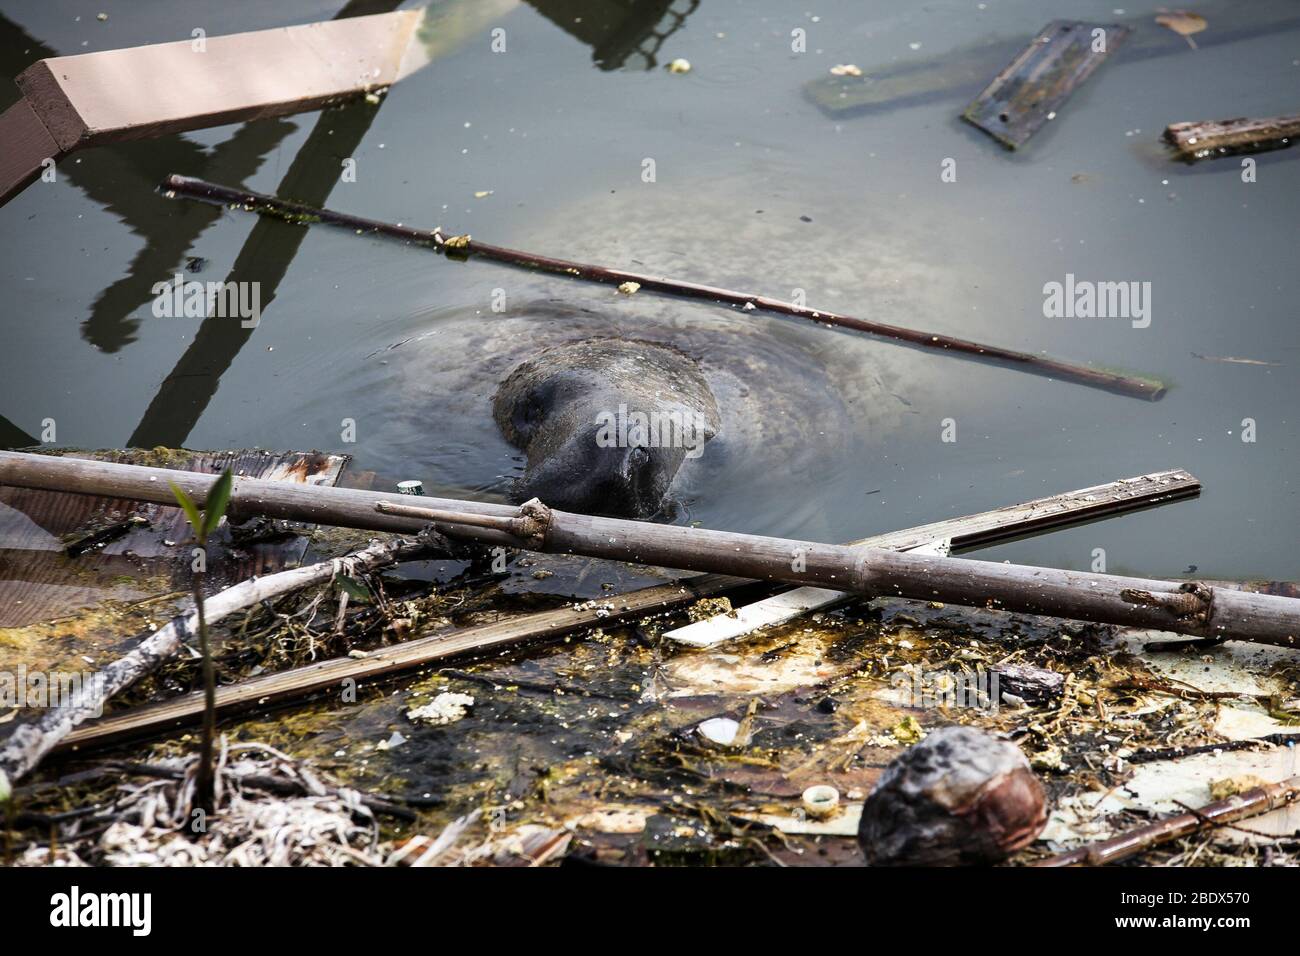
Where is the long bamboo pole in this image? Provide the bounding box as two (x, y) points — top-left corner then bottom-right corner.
(160, 174), (1167, 401)
(1, 451), (1296, 647)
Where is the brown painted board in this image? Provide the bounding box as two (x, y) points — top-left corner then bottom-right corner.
(962, 20), (1129, 150)
(0, 449), (346, 629)
(14, 11), (420, 151)
(0, 99), (63, 206)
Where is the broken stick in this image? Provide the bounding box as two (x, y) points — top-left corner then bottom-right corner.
(1036, 775), (1300, 866)
(1164, 113), (1300, 162)
(160, 174), (1167, 401)
(0, 537), (432, 787)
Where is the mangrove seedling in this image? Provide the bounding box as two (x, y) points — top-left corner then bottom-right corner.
(169, 468), (233, 819)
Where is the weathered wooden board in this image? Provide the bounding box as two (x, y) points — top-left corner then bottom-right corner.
(962, 21), (1129, 149)
(0, 450), (346, 628)
(1165, 113), (1300, 162)
(1, 11), (423, 206)
(666, 469), (1199, 647)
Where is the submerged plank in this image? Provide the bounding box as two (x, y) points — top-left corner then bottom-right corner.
(665, 469), (1200, 647)
(962, 21), (1129, 149)
(0, 449), (346, 628)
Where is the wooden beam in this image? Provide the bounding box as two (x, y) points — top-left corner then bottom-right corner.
(666, 470), (1200, 647)
(0, 10), (422, 208)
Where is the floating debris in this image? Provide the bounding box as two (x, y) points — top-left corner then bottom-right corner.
(829, 63), (863, 77)
(407, 692), (475, 725)
(802, 784), (840, 818)
(667, 58), (691, 74)
(1156, 10), (1208, 48)
(1192, 352), (1281, 366)
(696, 717), (743, 747)
(616, 281), (641, 295)
(859, 726), (1048, 866)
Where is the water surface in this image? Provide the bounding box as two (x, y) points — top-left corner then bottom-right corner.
(1, 0), (1297, 579)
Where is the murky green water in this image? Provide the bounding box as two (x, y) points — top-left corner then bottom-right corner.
(1, 0), (1297, 580)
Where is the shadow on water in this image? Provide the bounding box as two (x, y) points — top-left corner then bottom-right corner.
(524, 0), (700, 70)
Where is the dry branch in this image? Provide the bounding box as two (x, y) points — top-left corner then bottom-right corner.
(161, 174), (1166, 401)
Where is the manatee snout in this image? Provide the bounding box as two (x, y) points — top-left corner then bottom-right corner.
(492, 339), (720, 519)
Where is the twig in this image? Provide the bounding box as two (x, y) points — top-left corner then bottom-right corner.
(162, 174), (1167, 401)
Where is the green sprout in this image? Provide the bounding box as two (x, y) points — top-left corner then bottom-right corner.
(169, 468), (233, 818)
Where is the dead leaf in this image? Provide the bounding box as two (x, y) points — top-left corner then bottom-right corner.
(1156, 11), (1208, 49)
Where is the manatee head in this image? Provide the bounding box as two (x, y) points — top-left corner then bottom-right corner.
(492, 338), (720, 518)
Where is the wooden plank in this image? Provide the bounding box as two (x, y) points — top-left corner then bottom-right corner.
(665, 470), (1199, 647)
(0, 99), (62, 206)
(0, 450), (346, 628)
(14, 11), (421, 151)
(1165, 113), (1300, 162)
(962, 21), (1129, 149)
(665, 538), (951, 648)
(56, 573), (746, 754)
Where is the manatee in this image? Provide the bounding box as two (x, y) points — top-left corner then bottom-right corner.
(492, 338), (721, 518)
(318, 179), (971, 536)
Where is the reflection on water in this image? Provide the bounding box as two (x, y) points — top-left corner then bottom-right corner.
(0, 0), (1297, 577)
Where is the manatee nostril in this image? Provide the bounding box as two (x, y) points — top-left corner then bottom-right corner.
(626, 445), (650, 474)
